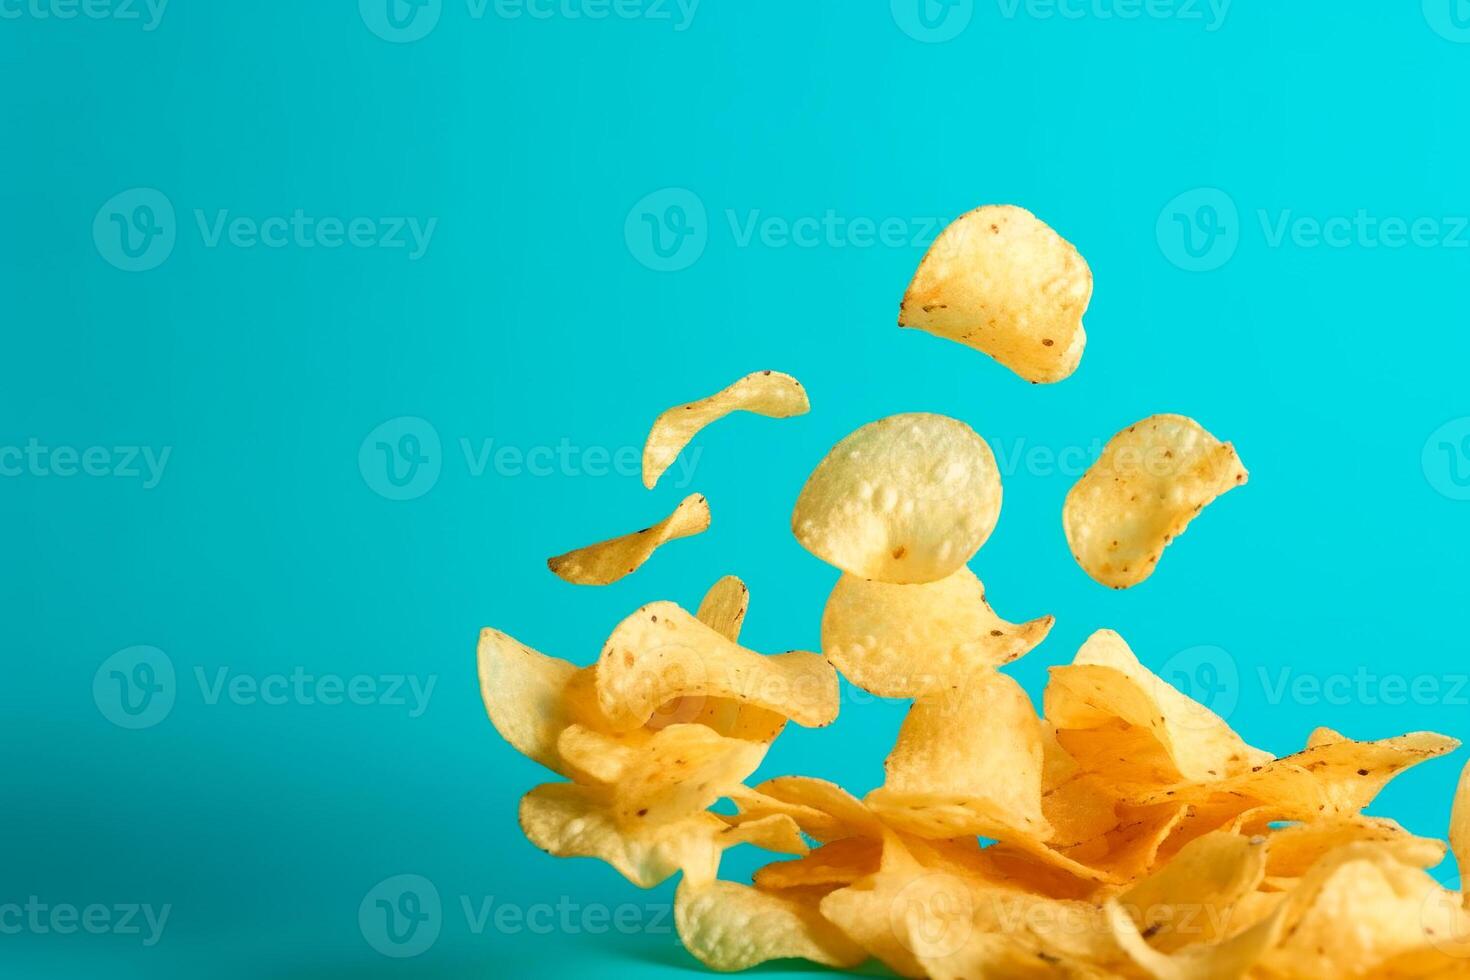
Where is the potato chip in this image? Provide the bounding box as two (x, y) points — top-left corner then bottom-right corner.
(674, 879), (866, 972)
(1261, 846), (1456, 978)
(1114, 832), (1266, 952)
(898, 205), (1092, 384)
(1106, 897), (1283, 980)
(547, 492), (710, 586)
(713, 812), (810, 858)
(1134, 731), (1460, 821)
(754, 838), (883, 892)
(1452, 759), (1470, 909)
(642, 371), (810, 489)
(866, 670), (1050, 842)
(556, 723), (652, 783)
(608, 723), (767, 826)
(477, 627), (586, 776)
(820, 565), (1053, 697)
(596, 601), (839, 732)
(1046, 630), (1270, 785)
(791, 413), (1002, 584)
(738, 776), (885, 842)
(1063, 415), (1247, 589)
(649, 576), (789, 742)
(1264, 816), (1446, 879)
(519, 782), (728, 888)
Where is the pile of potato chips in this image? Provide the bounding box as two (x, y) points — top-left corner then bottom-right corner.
(480, 205), (1470, 978)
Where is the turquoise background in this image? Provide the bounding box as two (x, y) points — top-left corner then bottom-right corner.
(5, 2), (1470, 976)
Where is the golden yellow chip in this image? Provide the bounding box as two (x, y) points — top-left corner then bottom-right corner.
(1106, 897), (1283, 980)
(866, 670), (1050, 842)
(675, 879), (865, 972)
(608, 723), (767, 826)
(649, 576), (789, 743)
(1115, 831), (1266, 952)
(737, 776), (885, 843)
(1453, 758), (1470, 909)
(791, 413), (1002, 584)
(596, 600), (839, 732)
(1046, 630), (1270, 785)
(1063, 415), (1247, 589)
(547, 492), (710, 586)
(642, 371), (810, 489)
(754, 838), (882, 892)
(477, 627), (589, 777)
(820, 565), (1053, 697)
(1134, 731), (1459, 820)
(899, 204), (1092, 384)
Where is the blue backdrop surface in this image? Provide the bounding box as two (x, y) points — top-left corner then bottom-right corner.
(4, 2), (1470, 976)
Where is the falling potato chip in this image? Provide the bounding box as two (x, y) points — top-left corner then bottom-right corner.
(899, 204), (1092, 384)
(1046, 630), (1271, 785)
(1134, 731), (1460, 821)
(608, 723), (767, 826)
(1453, 759), (1470, 909)
(519, 782), (728, 889)
(1063, 414), (1247, 589)
(736, 776), (886, 843)
(556, 723), (652, 784)
(821, 565), (1053, 697)
(596, 601), (839, 732)
(649, 576), (789, 743)
(792, 413), (1003, 584)
(866, 670), (1051, 842)
(675, 879), (866, 972)
(547, 492), (710, 586)
(754, 838), (882, 892)
(477, 627), (602, 777)
(642, 371), (810, 489)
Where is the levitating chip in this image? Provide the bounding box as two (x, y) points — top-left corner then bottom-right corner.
(899, 205), (1091, 384)
(642, 371), (810, 489)
(821, 565), (1052, 697)
(1064, 415), (1247, 589)
(792, 413), (1002, 584)
(596, 601), (839, 732)
(547, 493), (710, 586)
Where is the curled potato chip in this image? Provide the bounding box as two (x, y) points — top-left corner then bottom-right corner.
(792, 413), (1002, 584)
(1063, 415), (1247, 589)
(1046, 630), (1270, 785)
(642, 371), (810, 489)
(547, 492), (710, 586)
(477, 627), (600, 777)
(519, 782), (727, 889)
(1106, 897), (1283, 980)
(649, 576), (789, 743)
(754, 838), (882, 892)
(899, 205), (1092, 384)
(1135, 731), (1459, 820)
(1115, 832), (1266, 953)
(609, 723), (766, 826)
(675, 879), (866, 972)
(1452, 759), (1470, 909)
(596, 601), (839, 732)
(1265, 817), (1446, 879)
(866, 670), (1050, 842)
(821, 565), (1053, 697)
(736, 776), (885, 843)
(556, 723), (652, 784)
